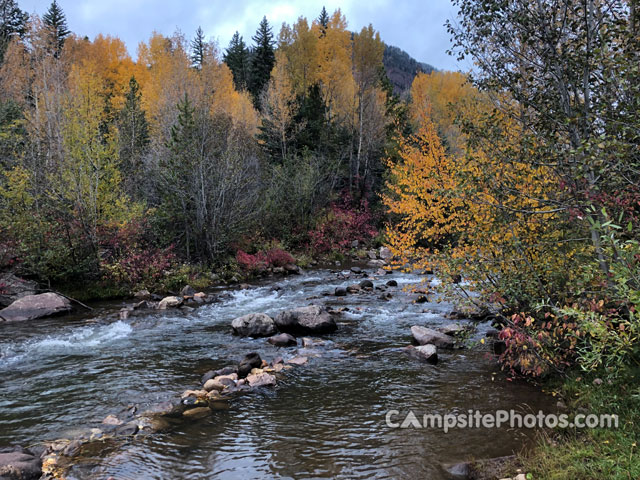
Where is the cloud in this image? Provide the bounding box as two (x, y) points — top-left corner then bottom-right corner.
(20, 0), (463, 70)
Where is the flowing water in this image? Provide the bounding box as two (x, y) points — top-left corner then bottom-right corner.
(0, 268), (555, 479)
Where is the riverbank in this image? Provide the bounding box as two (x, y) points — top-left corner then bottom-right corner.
(0, 266), (557, 479)
(517, 368), (640, 479)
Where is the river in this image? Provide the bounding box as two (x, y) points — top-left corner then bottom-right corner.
(0, 267), (555, 479)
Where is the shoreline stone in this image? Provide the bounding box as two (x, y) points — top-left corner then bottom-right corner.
(0, 293), (71, 322)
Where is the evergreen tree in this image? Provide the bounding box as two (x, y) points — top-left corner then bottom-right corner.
(160, 93), (197, 259)
(223, 31), (251, 91)
(0, 0), (28, 63)
(118, 76), (149, 197)
(318, 6), (329, 35)
(249, 16), (275, 108)
(43, 0), (70, 57)
(191, 26), (205, 69)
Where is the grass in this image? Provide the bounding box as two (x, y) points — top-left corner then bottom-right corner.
(520, 367), (640, 479)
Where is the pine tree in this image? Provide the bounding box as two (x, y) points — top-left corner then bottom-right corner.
(191, 26), (205, 69)
(0, 0), (28, 63)
(118, 76), (149, 197)
(249, 16), (275, 108)
(223, 31), (251, 91)
(160, 93), (197, 259)
(43, 0), (70, 57)
(318, 6), (329, 35)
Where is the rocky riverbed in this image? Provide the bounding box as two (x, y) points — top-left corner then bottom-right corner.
(0, 265), (555, 479)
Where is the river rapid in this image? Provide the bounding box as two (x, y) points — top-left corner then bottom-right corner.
(0, 267), (555, 479)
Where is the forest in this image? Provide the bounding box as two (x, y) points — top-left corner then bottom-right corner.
(1, 0), (639, 478)
(0, 1), (407, 294)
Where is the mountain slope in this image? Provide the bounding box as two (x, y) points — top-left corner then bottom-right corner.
(383, 44), (435, 96)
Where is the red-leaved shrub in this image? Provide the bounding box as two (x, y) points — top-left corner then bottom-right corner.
(236, 247), (296, 273)
(99, 220), (176, 290)
(308, 193), (378, 254)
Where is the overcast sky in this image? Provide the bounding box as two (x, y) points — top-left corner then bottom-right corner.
(20, 0), (465, 71)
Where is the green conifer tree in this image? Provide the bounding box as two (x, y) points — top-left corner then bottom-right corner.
(249, 17), (275, 108)
(42, 0), (70, 57)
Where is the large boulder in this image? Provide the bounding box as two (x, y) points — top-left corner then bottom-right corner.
(231, 313), (276, 337)
(0, 274), (38, 308)
(0, 293), (71, 322)
(411, 326), (455, 349)
(274, 305), (337, 335)
(0, 448), (42, 480)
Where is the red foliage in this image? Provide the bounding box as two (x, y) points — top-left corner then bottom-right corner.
(308, 193), (378, 254)
(236, 250), (267, 273)
(236, 247), (296, 273)
(98, 220), (176, 289)
(265, 248), (295, 267)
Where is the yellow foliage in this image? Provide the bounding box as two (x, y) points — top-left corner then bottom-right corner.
(385, 94), (575, 304)
(409, 71), (476, 152)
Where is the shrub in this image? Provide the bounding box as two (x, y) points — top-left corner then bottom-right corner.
(236, 247), (296, 273)
(265, 248), (295, 267)
(308, 193), (378, 254)
(236, 250), (267, 273)
(99, 219), (176, 292)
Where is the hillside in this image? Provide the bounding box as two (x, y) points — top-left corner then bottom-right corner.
(383, 44), (435, 96)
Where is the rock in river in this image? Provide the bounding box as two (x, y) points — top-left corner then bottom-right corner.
(246, 372), (276, 387)
(238, 352), (262, 379)
(267, 333), (297, 347)
(231, 313), (277, 337)
(411, 325), (455, 349)
(405, 344), (438, 364)
(0, 448), (42, 480)
(0, 293), (71, 322)
(157, 296), (183, 310)
(274, 305), (337, 335)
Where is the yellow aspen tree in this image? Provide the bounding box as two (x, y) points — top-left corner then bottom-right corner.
(260, 50), (297, 160)
(315, 9), (355, 124)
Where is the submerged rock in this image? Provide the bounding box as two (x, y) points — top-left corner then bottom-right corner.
(231, 313), (277, 337)
(246, 372), (276, 387)
(411, 326), (455, 349)
(182, 407), (210, 419)
(102, 415), (123, 426)
(0, 293), (71, 322)
(287, 356), (308, 365)
(386, 279), (398, 287)
(274, 305), (337, 335)
(0, 448), (42, 480)
(335, 287), (347, 297)
(267, 333), (297, 347)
